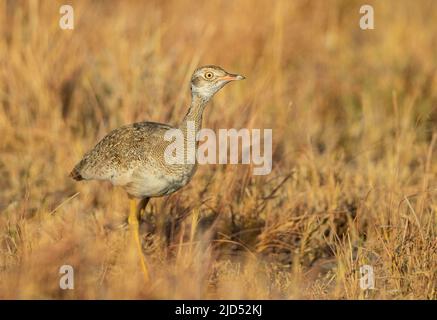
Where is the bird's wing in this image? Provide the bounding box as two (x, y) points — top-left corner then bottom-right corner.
(71, 121), (175, 182)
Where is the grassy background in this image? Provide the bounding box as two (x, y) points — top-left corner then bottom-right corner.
(0, 0), (436, 299)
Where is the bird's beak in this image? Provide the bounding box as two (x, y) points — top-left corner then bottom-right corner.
(219, 73), (246, 81)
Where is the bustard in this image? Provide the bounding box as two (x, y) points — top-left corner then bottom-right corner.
(70, 65), (245, 281)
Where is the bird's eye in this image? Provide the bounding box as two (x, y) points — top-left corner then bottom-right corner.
(204, 72), (214, 80)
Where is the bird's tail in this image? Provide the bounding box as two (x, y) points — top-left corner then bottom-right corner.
(70, 167), (84, 181)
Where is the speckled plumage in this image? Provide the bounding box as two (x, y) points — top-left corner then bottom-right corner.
(71, 121), (192, 198)
(71, 65), (244, 199)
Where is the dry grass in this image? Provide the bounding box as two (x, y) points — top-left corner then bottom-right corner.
(0, 0), (436, 299)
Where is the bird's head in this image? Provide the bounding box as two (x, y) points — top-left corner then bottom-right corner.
(190, 65), (245, 100)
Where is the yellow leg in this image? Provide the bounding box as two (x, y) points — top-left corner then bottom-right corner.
(128, 198), (150, 283)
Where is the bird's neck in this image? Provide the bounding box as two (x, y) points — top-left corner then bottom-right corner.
(179, 94), (209, 135)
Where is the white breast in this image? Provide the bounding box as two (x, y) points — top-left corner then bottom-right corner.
(114, 165), (195, 199)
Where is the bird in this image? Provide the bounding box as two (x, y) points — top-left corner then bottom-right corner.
(70, 65), (245, 282)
